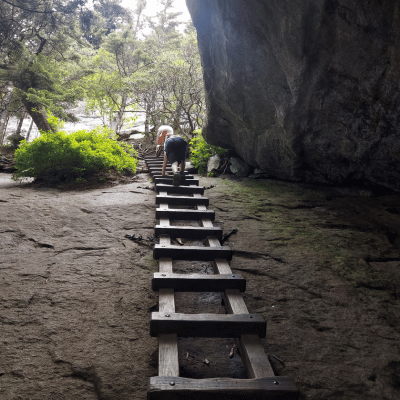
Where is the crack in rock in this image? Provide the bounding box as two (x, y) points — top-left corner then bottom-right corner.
(55, 246), (111, 254)
(28, 238), (54, 249)
(232, 250), (285, 263)
(71, 365), (103, 400)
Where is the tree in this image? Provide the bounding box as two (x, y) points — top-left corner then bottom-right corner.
(80, 0), (205, 138)
(0, 0), (131, 134)
(145, 0), (183, 50)
(125, 0), (205, 137)
(0, 0), (94, 132)
(80, 0), (131, 48)
(82, 28), (150, 134)
(0, 81), (13, 144)
(132, 29), (205, 138)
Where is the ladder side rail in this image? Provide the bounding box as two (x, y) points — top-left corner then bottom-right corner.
(193, 195), (275, 379)
(157, 193), (179, 377)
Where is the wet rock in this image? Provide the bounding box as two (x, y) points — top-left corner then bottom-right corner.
(187, 0), (400, 192)
(229, 157), (250, 177)
(207, 155), (221, 173)
(185, 161), (198, 174)
(0, 155), (16, 172)
(249, 168), (269, 179)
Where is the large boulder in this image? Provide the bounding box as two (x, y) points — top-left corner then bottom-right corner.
(186, 0), (400, 191)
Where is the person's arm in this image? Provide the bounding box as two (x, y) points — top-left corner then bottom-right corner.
(162, 152), (168, 176)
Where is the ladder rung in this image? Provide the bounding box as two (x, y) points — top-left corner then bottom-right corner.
(156, 195), (209, 207)
(153, 174), (194, 180)
(153, 244), (231, 261)
(154, 178), (199, 186)
(155, 225), (222, 240)
(149, 168), (190, 173)
(155, 184), (204, 195)
(148, 376), (299, 400)
(150, 312), (266, 338)
(156, 208), (214, 220)
(152, 273), (246, 292)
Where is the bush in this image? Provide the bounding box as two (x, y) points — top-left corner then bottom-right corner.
(12, 126), (138, 183)
(6, 133), (25, 149)
(189, 130), (227, 174)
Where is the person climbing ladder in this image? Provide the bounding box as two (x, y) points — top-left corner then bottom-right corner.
(155, 125), (187, 186)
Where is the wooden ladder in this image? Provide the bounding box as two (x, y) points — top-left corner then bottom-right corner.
(145, 156), (298, 400)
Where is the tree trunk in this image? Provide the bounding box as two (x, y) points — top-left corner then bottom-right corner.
(112, 95), (127, 135)
(15, 112), (26, 136)
(0, 113), (9, 146)
(23, 100), (54, 133)
(26, 118), (34, 142)
(144, 102), (150, 135)
(0, 81), (14, 144)
(172, 105), (181, 132)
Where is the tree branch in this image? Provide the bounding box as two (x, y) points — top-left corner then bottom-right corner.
(1, 0), (53, 14)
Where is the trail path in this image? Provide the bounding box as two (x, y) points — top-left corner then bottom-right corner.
(1, 172), (399, 400)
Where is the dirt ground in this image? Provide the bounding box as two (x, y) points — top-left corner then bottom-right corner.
(1, 170), (399, 400)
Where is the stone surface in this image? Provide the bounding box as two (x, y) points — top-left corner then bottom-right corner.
(187, 0), (400, 191)
(207, 154), (221, 172)
(229, 156), (251, 177)
(1, 171), (400, 400)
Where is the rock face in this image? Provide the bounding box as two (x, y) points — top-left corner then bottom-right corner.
(186, 0), (400, 191)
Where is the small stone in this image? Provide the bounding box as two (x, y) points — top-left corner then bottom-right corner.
(229, 157), (250, 177)
(207, 155), (221, 172)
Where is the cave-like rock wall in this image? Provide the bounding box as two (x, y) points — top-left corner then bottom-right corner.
(186, 0), (400, 191)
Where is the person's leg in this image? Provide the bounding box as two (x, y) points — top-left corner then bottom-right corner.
(179, 160), (186, 180)
(165, 137), (186, 186)
(171, 161), (179, 174)
(172, 162), (180, 186)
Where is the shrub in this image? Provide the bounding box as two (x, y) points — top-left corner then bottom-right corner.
(189, 130), (227, 174)
(12, 126), (137, 184)
(46, 110), (65, 131)
(6, 133), (25, 149)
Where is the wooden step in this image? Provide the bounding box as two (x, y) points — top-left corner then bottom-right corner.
(153, 174), (195, 180)
(156, 195), (208, 207)
(145, 156), (163, 160)
(156, 208), (214, 220)
(154, 178), (199, 186)
(150, 312), (266, 338)
(155, 184), (204, 195)
(147, 164), (172, 168)
(148, 376), (299, 400)
(149, 168), (173, 173)
(153, 244), (232, 261)
(150, 170), (192, 176)
(155, 225), (222, 240)
(149, 170), (192, 177)
(152, 273), (246, 292)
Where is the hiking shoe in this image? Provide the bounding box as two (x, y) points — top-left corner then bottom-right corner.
(173, 173), (180, 186)
(179, 172), (186, 180)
